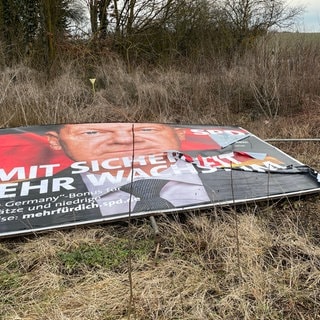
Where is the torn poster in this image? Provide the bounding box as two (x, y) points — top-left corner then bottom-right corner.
(0, 123), (319, 237)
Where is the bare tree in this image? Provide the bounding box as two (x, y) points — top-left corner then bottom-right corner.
(218, 0), (304, 46)
(85, 0), (111, 37)
(84, 0), (178, 37)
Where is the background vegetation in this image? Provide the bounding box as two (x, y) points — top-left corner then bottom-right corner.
(0, 0), (320, 319)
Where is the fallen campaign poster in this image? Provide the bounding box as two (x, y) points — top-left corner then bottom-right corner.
(0, 123), (319, 238)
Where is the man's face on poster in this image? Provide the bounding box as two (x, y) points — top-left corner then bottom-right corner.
(46, 123), (184, 167)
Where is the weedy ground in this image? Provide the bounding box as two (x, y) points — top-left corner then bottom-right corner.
(0, 33), (320, 319)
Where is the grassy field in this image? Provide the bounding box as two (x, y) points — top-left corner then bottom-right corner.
(1, 33), (320, 319)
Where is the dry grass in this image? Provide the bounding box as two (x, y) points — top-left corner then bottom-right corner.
(1, 33), (320, 319)
(1, 204), (320, 319)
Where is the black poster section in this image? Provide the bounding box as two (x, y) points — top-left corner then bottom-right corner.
(1, 123), (319, 238)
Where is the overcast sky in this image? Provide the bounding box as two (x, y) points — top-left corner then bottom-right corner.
(290, 0), (320, 32)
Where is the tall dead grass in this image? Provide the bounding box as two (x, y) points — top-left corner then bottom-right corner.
(1, 32), (320, 319)
(0, 33), (319, 128)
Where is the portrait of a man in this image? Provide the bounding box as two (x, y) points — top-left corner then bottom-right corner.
(45, 123), (211, 216)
